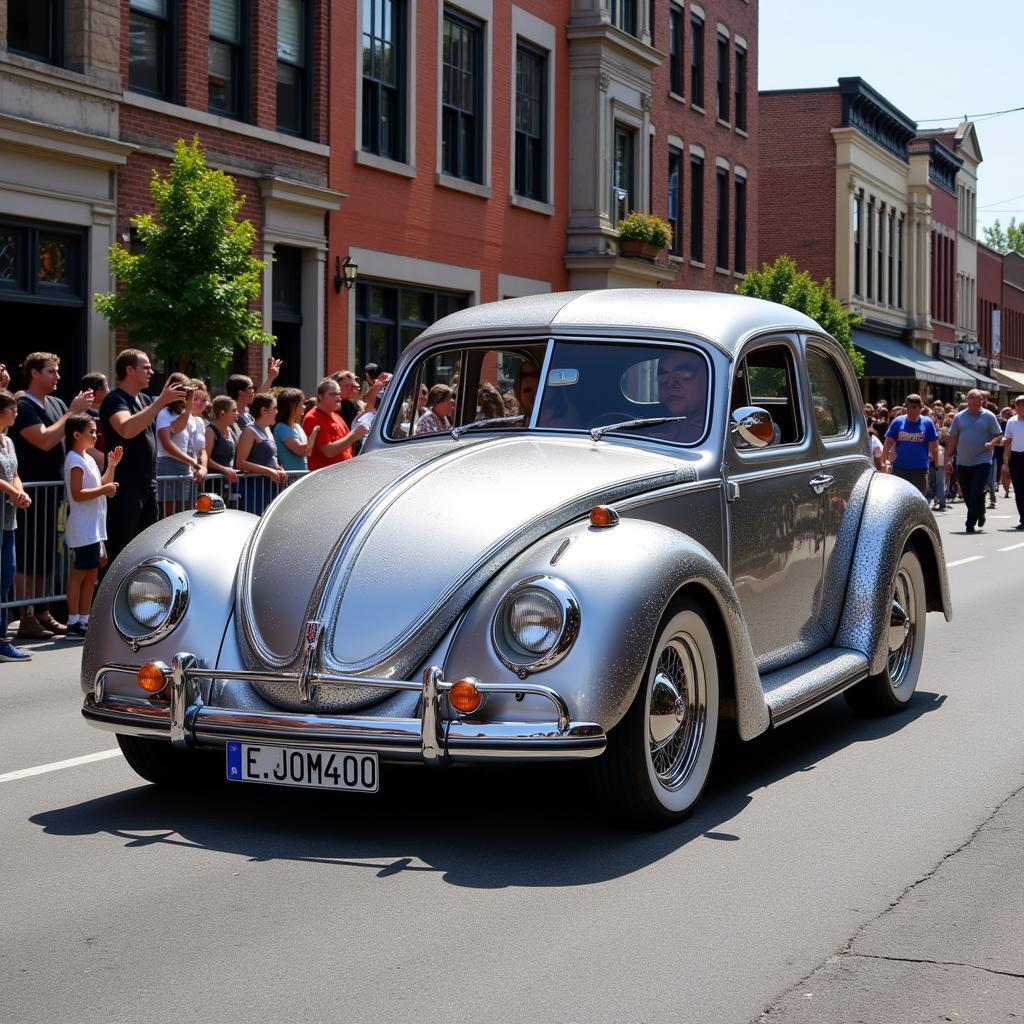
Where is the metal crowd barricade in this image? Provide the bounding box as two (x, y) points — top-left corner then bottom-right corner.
(1, 470), (308, 620)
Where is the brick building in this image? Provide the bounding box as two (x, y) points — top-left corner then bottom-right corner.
(1, 0), (339, 395)
(758, 78), (996, 403)
(328, 0), (760, 376)
(992, 250), (1024, 394)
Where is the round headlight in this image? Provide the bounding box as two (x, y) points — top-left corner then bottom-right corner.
(113, 558), (189, 647)
(491, 576), (580, 673)
(506, 588), (564, 655)
(127, 567), (173, 628)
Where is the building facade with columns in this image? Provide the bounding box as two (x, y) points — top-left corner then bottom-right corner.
(1, 0), (339, 397)
(758, 78), (992, 403)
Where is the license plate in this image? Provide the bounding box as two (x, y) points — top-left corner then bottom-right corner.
(226, 742), (378, 793)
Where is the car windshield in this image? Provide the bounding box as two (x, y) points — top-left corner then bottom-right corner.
(383, 339), (712, 446)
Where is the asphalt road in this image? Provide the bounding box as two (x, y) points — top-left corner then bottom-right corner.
(2, 503), (1023, 1024)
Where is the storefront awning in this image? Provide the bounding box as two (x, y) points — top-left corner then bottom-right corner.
(853, 331), (975, 388)
(936, 360), (999, 390)
(993, 367), (1024, 393)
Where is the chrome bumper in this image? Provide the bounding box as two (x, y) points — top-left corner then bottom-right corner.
(82, 654), (606, 764)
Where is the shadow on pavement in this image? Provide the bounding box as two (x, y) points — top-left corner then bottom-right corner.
(31, 691), (946, 889)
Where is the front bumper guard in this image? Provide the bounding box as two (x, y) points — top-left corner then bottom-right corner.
(82, 654), (606, 764)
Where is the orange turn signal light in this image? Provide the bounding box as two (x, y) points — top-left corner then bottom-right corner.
(449, 677), (484, 715)
(137, 662), (168, 694)
(589, 505), (620, 528)
(195, 493), (214, 513)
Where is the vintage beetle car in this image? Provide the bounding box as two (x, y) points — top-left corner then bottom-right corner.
(81, 290), (951, 826)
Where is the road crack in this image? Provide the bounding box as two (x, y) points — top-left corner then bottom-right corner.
(848, 951), (1024, 981)
(752, 780), (1024, 1023)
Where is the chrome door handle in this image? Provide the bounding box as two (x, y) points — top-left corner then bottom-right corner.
(809, 473), (834, 495)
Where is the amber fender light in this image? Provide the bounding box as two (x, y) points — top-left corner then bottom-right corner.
(449, 678), (484, 715)
(137, 662), (168, 694)
(589, 505), (620, 528)
(195, 493), (214, 513)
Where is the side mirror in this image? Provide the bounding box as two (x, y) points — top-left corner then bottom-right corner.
(731, 406), (775, 449)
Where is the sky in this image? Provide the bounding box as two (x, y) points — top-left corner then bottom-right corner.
(758, 0), (1024, 241)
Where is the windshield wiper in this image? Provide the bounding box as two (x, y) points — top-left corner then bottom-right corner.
(590, 416), (690, 443)
(451, 414), (525, 439)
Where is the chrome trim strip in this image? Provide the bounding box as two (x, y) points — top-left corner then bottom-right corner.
(614, 478), (721, 512)
(819, 453), (872, 470)
(727, 462), (824, 485)
(529, 338), (555, 430)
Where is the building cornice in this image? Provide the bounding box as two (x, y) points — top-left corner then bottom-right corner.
(259, 177), (345, 212)
(566, 22), (663, 71)
(837, 77), (916, 164)
(0, 111), (135, 165)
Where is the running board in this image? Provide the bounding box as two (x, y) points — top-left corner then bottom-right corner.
(761, 648), (869, 726)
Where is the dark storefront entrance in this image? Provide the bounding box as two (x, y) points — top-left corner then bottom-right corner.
(1, 219), (86, 397)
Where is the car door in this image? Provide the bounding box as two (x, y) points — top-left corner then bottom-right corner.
(725, 335), (828, 671)
(804, 337), (875, 642)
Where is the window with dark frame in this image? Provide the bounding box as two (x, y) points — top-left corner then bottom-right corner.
(897, 215), (904, 308)
(715, 167), (729, 269)
(690, 13), (704, 108)
(514, 41), (547, 203)
(7, 0), (63, 65)
(668, 146), (682, 256)
(853, 194), (862, 296)
(690, 152), (704, 262)
(0, 219), (84, 300)
(128, 0), (175, 99)
(734, 175), (746, 273)
(277, 0), (310, 136)
(610, 0), (638, 37)
(362, 0), (407, 160)
(441, 9), (483, 183)
(734, 44), (747, 131)
(209, 0), (247, 118)
(355, 281), (469, 378)
(716, 32), (729, 122)
(887, 209), (895, 304)
(614, 125), (636, 217)
(866, 198), (874, 300)
(668, 4), (684, 96)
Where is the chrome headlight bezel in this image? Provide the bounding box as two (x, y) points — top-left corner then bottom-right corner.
(490, 575), (580, 674)
(113, 557), (190, 648)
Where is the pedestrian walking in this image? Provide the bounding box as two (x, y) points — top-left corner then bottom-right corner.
(0, 390), (33, 662)
(882, 394), (937, 495)
(11, 352), (94, 638)
(1001, 396), (1024, 530)
(99, 350), (188, 567)
(945, 388), (1003, 534)
(63, 414), (123, 638)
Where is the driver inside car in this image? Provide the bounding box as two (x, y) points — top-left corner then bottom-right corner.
(643, 350), (708, 443)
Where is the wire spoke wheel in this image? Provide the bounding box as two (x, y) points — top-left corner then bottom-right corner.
(648, 635), (707, 790)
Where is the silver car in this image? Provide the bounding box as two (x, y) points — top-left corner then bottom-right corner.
(81, 291), (951, 826)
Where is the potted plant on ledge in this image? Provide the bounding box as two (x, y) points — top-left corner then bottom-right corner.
(617, 212), (673, 260)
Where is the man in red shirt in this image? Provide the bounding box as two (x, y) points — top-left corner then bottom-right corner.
(302, 378), (367, 471)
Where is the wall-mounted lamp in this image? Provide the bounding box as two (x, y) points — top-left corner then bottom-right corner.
(334, 255), (358, 293)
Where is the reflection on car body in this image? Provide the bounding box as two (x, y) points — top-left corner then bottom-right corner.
(81, 290), (951, 827)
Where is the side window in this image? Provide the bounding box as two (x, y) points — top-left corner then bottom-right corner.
(732, 344), (803, 447)
(806, 348), (852, 439)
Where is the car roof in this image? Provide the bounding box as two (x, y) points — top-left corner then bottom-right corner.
(411, 290), (829, 358)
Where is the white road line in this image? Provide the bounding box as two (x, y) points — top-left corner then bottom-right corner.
(998, 541), (1024, 552)
(946, 556), (984, 568)
(0, 748), (122, 783)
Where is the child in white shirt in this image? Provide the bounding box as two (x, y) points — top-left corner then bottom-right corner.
(63, 413), (122, 638)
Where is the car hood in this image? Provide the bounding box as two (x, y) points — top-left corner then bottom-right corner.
(237, 435), (692, 681)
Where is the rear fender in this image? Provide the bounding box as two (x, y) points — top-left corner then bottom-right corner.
(834, 473), (952, 675)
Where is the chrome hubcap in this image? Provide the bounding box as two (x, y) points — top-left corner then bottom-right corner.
(887, 569), (916, 688)
(648, 634), (706, 790)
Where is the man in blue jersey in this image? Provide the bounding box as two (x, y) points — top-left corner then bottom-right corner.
(882, 393), (937, 496)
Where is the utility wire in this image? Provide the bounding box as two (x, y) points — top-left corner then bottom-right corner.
(915, 103), (1024, 124)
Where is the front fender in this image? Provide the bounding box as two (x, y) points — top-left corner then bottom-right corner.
(445, 518), (770, 741)
(80, 509), (260, 699)
(835, 472), (952, 675)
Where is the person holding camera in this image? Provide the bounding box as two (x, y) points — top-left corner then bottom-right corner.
(155, 372), (205, 517)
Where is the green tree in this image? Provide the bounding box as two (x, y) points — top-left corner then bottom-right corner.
(95, 137), (272, 373)
(981, 217), (1024, 255)
(736, 255), (864, 376)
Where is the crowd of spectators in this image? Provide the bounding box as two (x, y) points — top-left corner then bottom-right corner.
(0, 350), (392, 660)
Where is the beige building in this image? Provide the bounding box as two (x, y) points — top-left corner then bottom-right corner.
(0, 0), (131, 383)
